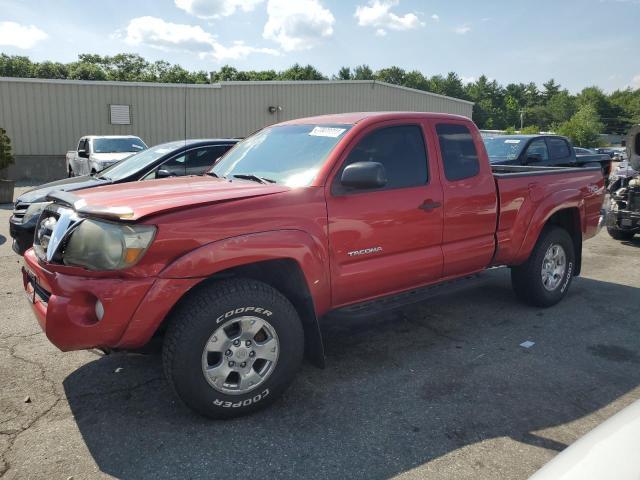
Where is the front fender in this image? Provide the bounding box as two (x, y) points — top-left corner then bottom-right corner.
(159, 229), (331, 317)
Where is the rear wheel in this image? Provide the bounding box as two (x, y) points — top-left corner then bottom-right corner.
(511, 227), (575, 307)
(68, 166), (74, 177)
(162, 278), (304, 419)
(607, 227), (636, 241)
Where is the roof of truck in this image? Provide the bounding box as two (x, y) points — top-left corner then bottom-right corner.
(279, 111), (471, 126)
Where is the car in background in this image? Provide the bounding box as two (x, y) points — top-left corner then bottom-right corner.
(593, 147), (617, 159)
(574, 147), (596, 155)
(10, 138), (238, 255)
(484, 135), (612, 180)
(66, 135), (147, 176)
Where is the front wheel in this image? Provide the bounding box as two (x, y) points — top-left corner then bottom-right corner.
(511, 227), (575, 307)
(162, 278), (304, 419)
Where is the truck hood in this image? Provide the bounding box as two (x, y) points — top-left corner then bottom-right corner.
(91, 152), (133, 162)
(54, 175), (290, 221)
(17, 175), (109, 204)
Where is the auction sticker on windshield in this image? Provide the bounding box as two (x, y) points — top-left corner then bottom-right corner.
(504, 139), (521, 143)
(309, 126), (347, 138)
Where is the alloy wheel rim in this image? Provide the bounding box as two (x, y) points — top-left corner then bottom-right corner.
(541, 243), (566, 291)
(201, 316), (279, 395)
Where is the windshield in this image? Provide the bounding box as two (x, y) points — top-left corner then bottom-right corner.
(483, 137), (526, 162)
(93, 137), (147, 153)
(211, 124), (351, 186)
(98, 141), (184, 180)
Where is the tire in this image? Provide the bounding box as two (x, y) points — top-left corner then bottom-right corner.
(68, 166), (74, 177)
(607, 227), (636, 241)
(511, 226), (575, 307)
(162, 278), (304, 419)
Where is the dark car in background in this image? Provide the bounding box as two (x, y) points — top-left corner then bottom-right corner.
(484, 134), (612, 179)
(10, 138), (238, 255)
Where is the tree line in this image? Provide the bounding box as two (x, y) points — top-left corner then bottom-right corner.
(1, 53), (639, 146)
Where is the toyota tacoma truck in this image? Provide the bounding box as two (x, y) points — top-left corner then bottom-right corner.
(66, 135), (147, 177)
(21, 112), (604, 419)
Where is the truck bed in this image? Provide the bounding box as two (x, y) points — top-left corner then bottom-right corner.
(491, 164), (604, 266)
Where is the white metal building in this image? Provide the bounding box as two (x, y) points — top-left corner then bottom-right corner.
(0, 77), (474, 181)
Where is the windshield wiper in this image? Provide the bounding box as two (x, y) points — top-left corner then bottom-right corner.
(232, 174), (276, 184)
(205, 171), (223, 178)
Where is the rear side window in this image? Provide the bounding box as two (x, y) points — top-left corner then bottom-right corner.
(341, 125), (428, 190)
(548, 138), (571, 160)
(436, 124), (480, 181)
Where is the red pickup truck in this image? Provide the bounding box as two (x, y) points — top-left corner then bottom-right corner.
(22, 112), (604, 418)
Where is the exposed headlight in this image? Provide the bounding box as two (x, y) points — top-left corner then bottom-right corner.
(63, 219), (156, 270)
(22, 202), (51, 224)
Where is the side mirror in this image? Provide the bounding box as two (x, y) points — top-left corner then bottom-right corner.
(156, 169), (176, 178)
(78, 149), (89, 159)
(526, 153), (543, 163)
(341, 161), (387, 189)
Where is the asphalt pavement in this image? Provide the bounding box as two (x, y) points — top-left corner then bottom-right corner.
(1, 186), (639, 480)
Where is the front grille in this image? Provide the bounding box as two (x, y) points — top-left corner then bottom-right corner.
(33, 204), (82, 263)
(12, 202), (28, 222)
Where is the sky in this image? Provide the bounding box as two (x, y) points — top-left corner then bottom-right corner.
(0, 0), (638, 93)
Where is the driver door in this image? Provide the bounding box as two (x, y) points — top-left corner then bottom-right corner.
(325, 121), (444, 307)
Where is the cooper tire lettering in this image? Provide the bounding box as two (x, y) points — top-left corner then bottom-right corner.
(212, 389), (270, 408)
(216, 307), (273, 323)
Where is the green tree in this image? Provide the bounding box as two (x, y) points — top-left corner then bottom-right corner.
(554, 104), (604, 147)
(0, 127), (15, 177)
(403, 70), (429, 90)
(374, 66), (406, 85)
(33, 61), (69, 79)
(335, 66), (352, 80)
(352, 64), (374, 80)
(278, 64), (326, 80)
(67, 62), (107, 81)
(0, 54), (34, 77)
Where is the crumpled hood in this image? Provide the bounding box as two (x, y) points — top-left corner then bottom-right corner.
(17, 175), (108, 203)
(66, 176), (291, 220)
(91, 152), (133, 163)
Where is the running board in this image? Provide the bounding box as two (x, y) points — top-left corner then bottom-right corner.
(328, 271), (494, 320)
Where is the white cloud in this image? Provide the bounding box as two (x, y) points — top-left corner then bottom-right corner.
(630, 74), (640, 90)
(375, 28), (387, 36)
(263, 0), (335, 52)
(0, 21), (47, 49)
(123, 16), (278, 61)
(454, 24), (471, 34)
(355, 0), (424, 37)
(431, 14), (439, 21)
(461, 75), (476, 84)
(175, 0), (264, 19)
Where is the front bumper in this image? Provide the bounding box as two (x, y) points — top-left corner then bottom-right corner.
(21, 249), (201, 351)
(9, 215), (37, 255)
(606, 208), (640, 232)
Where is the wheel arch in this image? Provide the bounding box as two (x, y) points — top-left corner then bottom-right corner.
(517, 203), (583, 275)
(152, 230), (330, 367)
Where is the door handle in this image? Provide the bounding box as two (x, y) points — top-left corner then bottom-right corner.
(419, 200), (442, 211)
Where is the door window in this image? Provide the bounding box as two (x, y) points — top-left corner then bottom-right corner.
(547, 138), (571, 160)
(436, 124), (480, 181)
(147, 154), (186, 179)
(185, 146), (230, 175)
(337, 125), (428, 192)
(524, 139), (549, 163)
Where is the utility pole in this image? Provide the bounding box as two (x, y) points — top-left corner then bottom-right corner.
(519, 109), (525, 132)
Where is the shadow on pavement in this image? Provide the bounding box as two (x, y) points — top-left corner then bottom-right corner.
(63, 269), (640, 479)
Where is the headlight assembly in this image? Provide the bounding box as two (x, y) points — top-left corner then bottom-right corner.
(22, 202), (50, 224)
(63, 219), (156, 270)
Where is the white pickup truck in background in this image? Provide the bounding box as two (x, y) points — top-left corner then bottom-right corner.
(66, 135), (147, 176)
